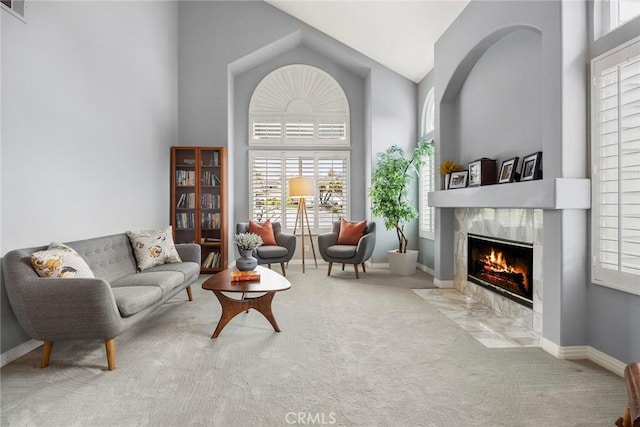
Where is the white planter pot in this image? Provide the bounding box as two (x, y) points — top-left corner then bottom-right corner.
(388, 249), (419, 276)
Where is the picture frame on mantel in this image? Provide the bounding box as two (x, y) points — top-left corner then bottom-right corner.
(498, 157), (520, 183)
(448, 170), (469, 189)
(468, 158), (497, 187)
(521, 151), (542, 181)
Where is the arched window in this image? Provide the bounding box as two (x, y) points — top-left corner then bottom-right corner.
(248, 65), (351, 233)
(249, 64), (350, 146)
(419, 88), (436, 239)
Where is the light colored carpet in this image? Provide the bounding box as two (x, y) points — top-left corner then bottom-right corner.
(0, 264), (625, 426)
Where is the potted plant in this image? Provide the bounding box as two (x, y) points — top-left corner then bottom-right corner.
(369, 138), (433, 275)
(234, 232), (263, 271)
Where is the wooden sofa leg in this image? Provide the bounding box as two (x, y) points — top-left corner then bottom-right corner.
(41, 341), (54, 368)
(280, 262), (286, 276)
(354, 264), (360, 279)
(342, 263), (345, 271)
(327, 262), (333, 276)
(105, 338), (116, 371)
(362, 262), (367, 273)
(186, 285), (193, 302)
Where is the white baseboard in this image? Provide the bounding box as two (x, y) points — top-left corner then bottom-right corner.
(0, 339), (42, 368)
(416, 263), (434, 275)
(434, 278), (454, 288)
(541, 338), (626, 377)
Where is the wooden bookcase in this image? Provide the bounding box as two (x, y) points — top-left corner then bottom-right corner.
(171, 146), (227, 273)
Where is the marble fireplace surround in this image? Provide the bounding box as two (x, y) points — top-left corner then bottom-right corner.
(429, 178), (592, 340)
(454, 208), (543, 334)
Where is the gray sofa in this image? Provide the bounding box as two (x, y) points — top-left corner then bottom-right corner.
(2, 233), (201, 371)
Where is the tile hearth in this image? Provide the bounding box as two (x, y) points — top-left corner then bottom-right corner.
(413, 288), (540, 348)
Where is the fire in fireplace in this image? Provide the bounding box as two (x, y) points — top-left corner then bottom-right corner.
(467, 234), (533, 307)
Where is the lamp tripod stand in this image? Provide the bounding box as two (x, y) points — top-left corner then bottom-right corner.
(292, 197), (318, 273)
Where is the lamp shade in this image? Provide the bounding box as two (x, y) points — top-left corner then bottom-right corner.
(288, 177), (315, 198)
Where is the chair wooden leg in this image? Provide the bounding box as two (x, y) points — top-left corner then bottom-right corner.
(105, 338), (116, 371)
(186, 285), (193, 301)
(327, 262), (333, 276)
(268, 263), (272, 269)
(362, 262), (367, 273)
(41, 341), (54, 368)
(354, 264), (360, 279)
(280, 262), (286, 276)
(342, 263), (345, 271)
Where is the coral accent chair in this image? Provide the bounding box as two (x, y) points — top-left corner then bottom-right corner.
(317, 220), (376, 279)
(236, 222), (296, 276)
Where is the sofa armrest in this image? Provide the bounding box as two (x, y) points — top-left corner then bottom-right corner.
(8, 276), (124, 341)
(175, 243), (201, 265)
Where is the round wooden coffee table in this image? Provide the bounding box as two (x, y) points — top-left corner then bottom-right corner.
(201, 265), (291, 338)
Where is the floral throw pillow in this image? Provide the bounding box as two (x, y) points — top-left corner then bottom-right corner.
(126, 226), (182, 271)
(31, 242), (95, 279)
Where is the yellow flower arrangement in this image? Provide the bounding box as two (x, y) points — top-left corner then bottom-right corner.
(439, 160), (463, 175)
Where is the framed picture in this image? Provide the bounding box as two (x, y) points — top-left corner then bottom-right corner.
(498, 157), (519, 183)
(468, 160), (481, 187)
(468, 158), (497, 187)
(448, 170), (469, 189)
(521, 152), (542, 181)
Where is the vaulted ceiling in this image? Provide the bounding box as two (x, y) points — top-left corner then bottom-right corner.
(265, 0), (470, 83)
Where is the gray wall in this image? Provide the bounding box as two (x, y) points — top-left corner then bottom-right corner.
(178, 0), (418, 264)
(1, 1), (179, 354)
(417, 70), (435, 270)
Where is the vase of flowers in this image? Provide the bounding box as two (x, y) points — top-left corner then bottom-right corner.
(234, 232), (263, 271)
(439, 160), (463, 190)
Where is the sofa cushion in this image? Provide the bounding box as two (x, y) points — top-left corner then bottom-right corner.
(249, 220), (277, 246)
(126, 226), (182, 271)
(112, 286), (163, 317)
(31, 243), (95, 279)
(256, 245), (288, 259)
(144, 262), (200, 285)
(111, 271), (184, 299)
(338, 219), (367, 245)
(326, 245), (357, 259)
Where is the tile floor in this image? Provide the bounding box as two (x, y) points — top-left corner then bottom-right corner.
(413, 288), (541, 348)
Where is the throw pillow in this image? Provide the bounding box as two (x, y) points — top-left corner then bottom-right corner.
(248, 219), (277, 246)
(31, 242), (95, 279)
(338, 219), (367, 245)
(126, 226), (182, 271)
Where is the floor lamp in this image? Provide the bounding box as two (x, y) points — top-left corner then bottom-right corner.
(288, 177), (318, 273)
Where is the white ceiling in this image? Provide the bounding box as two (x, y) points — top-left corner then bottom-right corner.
(265, 0), (470, 83)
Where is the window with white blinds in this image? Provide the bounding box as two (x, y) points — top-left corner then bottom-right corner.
(249, 151), (350, 234)
(249, 65), (349, 147)
(419, 88), (436, 239)
(591, 37), (640, 295)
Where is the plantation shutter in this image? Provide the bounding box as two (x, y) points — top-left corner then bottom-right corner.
(420, 153), (435, 237)
(591, 38), (640, 294)
(249, 151), (349, 233)
(285, 155), (315, 229)
(249, 153), (283, 224)
(317, 154), (349, 230)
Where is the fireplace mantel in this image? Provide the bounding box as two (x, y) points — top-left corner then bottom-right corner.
(428, 178), (590, 210)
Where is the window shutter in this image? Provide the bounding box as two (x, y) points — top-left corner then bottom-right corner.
(249, 151), (349, 234)
(250, 153), (283, 224)
(317, 155), (349, 230)
(252, 120), (282, 141)
(420, 153), (435, 238)
(592, 38), (640, 294)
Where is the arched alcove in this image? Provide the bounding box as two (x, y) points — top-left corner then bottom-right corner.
(439, 25), (543, 164)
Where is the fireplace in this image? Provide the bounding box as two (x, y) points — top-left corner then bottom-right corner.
(467, 234), (534, 308)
